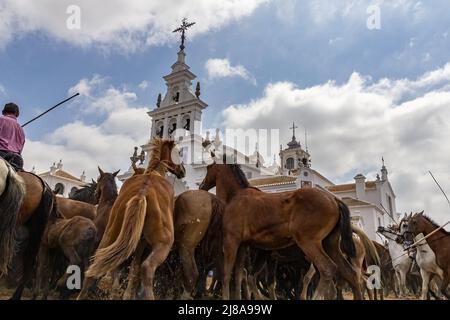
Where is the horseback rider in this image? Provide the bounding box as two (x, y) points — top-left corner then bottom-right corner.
(0, 102), (25, 170)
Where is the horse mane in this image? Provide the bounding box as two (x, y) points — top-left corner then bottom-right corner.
(228, 164), (250, 188)
(421, 214), (450, 235)
(146, 138), (174, 173)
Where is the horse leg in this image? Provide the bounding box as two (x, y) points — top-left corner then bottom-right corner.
(322, 231), (363, 300)
(399, 269), (408, 297)
(241, 268), (251, 300)
(32, 243), (52, 300)
(179, 244), (198, 299)
(123, 239), (146, 300)
(300, 263), (315, 300)
(420, 269), (430, 300)
(222, 235), (240, 300)
(231, 245), (247, 300)
(440, 272), (450, 299)
(266, 259), (277, 300)
(295, 240), (337, 300)
(140, 242), (171, 300)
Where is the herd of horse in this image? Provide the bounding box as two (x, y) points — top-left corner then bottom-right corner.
(0, 138), (449, 300)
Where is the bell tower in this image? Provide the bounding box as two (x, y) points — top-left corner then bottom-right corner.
(148, 48), (207, 140)
(279, 122), (311, 176)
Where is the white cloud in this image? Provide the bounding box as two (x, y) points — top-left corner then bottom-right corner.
(222, 63), (450, 227)
(0, 0), (268, 52)
(0, 84), (5, 96)
(205, 58), (256, 85)
(138, 80), (149, 90)
(23, 75), (150, 180)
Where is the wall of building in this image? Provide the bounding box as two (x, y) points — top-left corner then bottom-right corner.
(41, 176), (82, 198)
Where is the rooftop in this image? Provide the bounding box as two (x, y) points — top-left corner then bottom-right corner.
(325, 181), (377, 193)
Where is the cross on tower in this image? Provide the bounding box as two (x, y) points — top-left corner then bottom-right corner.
(290, 122), (298, 139)
(172, 18), (196, 50)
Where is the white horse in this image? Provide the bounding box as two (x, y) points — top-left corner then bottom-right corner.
(399, 217), (444, 300)
(377, 226), (412, 297)
(0, 158), (26, 275)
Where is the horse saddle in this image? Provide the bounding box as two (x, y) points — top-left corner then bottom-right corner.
(0, 153), (24, 172)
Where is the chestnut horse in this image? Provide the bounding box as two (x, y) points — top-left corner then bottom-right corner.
(122, 189), (225, 299)
(78, 139), (185, 300)
(0, 158), (58, 299)
(199, 162), (362, 300)
(405, 212), (450, 299)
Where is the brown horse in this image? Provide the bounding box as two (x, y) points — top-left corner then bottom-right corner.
(34, 168), (119, 300)
(406, 212), (450, 299)
(300, 226), (381, 300)
(78, 138), (185, 300)
(56, 197), (97, 220)
(199, 162), (362, 300)
(33, 215), (97, 299)
(0, 158), (58, 299)
(122, 190), (225, 300)
(94, 167), (120, 240)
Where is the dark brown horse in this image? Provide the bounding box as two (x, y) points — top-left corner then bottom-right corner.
(0, 158), (58, 299)
(56, 197), (97, 220)
(94, 167), (119, 240)
(70, 180), (97, 204)
(78, 138), (185, 300)
(406, 212), (450, 298)
(33, 215), (98, 299)
(199, 162), (362, 300)
(34, 168), (119, 300)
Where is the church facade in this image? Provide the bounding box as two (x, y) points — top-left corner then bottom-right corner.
(37, 160), (87, 197)
(119, 43), (398, 242)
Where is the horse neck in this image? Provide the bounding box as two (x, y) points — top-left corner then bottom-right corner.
(146, 161), (167, 177)
(95, 184), (117, 232)
(387, 239), (403, 258)
(215, 171), (245, 203)
(417, 220), (447, 252)
(99, 183), (118, 205)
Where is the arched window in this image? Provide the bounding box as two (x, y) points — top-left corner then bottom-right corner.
(69, 187), (78, 198)
(286, 157), (294, 170)
(54, 183), (65, 195)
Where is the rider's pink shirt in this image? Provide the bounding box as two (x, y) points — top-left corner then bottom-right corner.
(0, 115), (25, 154)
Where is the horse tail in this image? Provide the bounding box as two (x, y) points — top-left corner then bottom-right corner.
(86, 194), (147, 278)
(0, 162), (25, 275)
(336, 199), (356, 259)
(352, 225), (381, 267)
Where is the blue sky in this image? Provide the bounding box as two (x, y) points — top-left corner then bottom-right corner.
(1, 0), (449, 223)
(2, 0), (449, 136)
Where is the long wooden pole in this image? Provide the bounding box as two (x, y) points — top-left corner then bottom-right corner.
(21, 93), (79, 127)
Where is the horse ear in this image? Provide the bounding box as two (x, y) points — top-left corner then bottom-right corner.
(91, 178), (96, 184)
(112, 170), (120, 177)
(419, 210), (424, 215)
(98, 166), (104, 176)
(403, 213), (407, 219)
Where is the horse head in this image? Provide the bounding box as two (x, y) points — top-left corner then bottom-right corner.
(95, 167), (119, 202)
(147, 138), (185, 179)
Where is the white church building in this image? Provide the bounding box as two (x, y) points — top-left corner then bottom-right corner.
(36, 160), (87, 197)
(118, 42), (398, 242)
